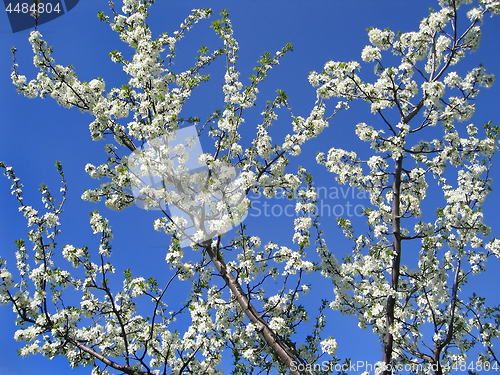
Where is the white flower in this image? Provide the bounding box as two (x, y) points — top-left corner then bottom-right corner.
(444, 71), (461, 87)
(361, 45), (382, 62)
(368, 28), (394, 50)
(320, 337), (338, 356)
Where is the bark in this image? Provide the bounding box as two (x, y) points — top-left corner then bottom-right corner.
(202, 240), (308, 375)
(382, 156), (403, 375)
(65, 336), (148, 375)
(432, 258), (462, 375)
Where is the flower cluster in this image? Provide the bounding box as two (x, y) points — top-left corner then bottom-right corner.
(4, 0), (500, 374)
(312, 0), (500, 371)
(5, 0), (344, 373)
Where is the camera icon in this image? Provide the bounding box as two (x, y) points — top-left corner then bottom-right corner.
(127, 126), (248, 248)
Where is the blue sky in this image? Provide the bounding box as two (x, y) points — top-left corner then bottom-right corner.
(1, 1), (500, 374)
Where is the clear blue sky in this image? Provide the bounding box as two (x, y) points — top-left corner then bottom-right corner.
(1, 1), (499, 374)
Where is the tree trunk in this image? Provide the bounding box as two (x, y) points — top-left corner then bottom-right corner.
(382, 156), (403, 375)
(202, 240), (308, 375)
